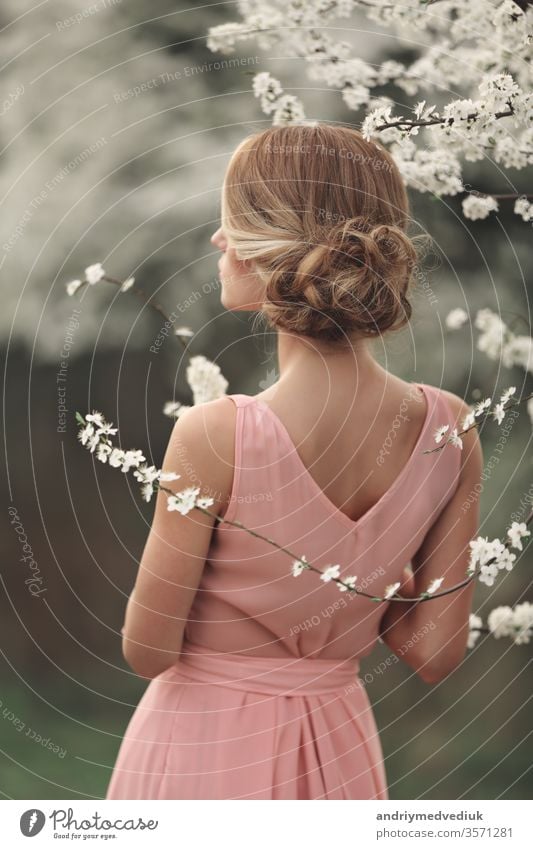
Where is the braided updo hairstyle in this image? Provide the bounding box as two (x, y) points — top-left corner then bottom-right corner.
(221, 123), (428, 346)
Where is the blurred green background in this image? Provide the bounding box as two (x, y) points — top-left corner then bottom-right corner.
(1, 0), (531, 800)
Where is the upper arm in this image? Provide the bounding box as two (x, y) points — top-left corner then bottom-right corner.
(410, 391), (484, 681)
(121, 396), (237, 678)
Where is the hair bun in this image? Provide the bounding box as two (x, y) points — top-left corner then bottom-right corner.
(261, 215), (419, 343)
(222, 123), (431, 346)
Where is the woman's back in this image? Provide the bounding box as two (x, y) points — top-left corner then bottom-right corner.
(108, 123), (482, 800)
(245, 371), (433, 526)
(183, 377), (462, 660)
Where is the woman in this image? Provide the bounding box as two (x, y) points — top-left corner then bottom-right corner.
(106, 123), (483, 800)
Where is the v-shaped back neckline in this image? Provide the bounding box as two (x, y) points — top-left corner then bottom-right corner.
(249, 382), (433, 533)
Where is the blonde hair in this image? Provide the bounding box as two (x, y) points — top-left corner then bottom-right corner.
(221, 123), (429, 346)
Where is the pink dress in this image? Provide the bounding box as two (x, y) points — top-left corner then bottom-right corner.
(106, 382), (461, 799)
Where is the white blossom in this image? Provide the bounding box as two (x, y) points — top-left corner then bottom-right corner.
(252, 71), (283, 113)
(84, 263), (105, 285)
(163, 401), (191, 419)
(96, 442), (112, 463)
(467, 613), (483, 649)
(85, 411), (105, 428)
(426, 577), (444, 595)
(120, 277), (135, 292)
(383, 581), (401, 600)
(467, 535), (517, 586)
(174, 326), (194, 338)
(514, 196), (533, 223)
(167, 486), (201, 515)
(462, 194), (499, 221)
(272, 94), (307, 127)
(205, 0), (533, 228)
(442, 98), (478, 126)
(445, 308), (468, 330)
(502, 335), (533, 372)
(159, 471), (181, 482)
(108, 447), (126, 468)
(461, 409), (476, 430)
(491, 402), (506, 425)
(478, 72), (521, 113)
(133, 464), (161, 485)
(336, 575), (358, 592)
(507, 521), (530, 551)
(141, 483), (154, 502)
(474, 397), (491, 417)
(433, 424), (449, 444)
(449, 428), (463, 449)
(361, 105), (393, 141)
(508, 602), (533, 645)
(206, 22), (257, 55)
(120, 449), (146, 472)
(413, 100), (437, 122)
(66, 279), (83, 296)
(186, 355), (229, 405)
(475, 309), (508, 361)
(320, 564), (341, 583)
(292, 556), (310, 577)
(500, 386), (516, 404)
(196, 495), (215, 509)
(487, 606), (515, 640)
(87, 433), (100, 453)
(77, 423), (95, 446)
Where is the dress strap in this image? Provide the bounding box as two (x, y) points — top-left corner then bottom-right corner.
(225, 393), (257, 408)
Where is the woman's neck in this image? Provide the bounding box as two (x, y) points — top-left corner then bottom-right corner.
(273, 329), (386, 399)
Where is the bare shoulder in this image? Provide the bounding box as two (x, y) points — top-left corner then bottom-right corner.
(174, 396), (237, 446)
(438, 387), (484, 483)
(163, 397), (237, 514)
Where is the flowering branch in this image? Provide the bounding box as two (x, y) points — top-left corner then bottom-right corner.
(67, 264), (533, 646)
(426, 386), (533, 454)
(66, 262), (195, 352)
(207, 2), (533, 225)
(76, 409), (531, 609)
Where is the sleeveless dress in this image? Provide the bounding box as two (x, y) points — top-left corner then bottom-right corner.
(106, 382), (461, 800)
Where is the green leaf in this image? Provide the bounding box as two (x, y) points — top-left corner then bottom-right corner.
(75, 411), (86, 426)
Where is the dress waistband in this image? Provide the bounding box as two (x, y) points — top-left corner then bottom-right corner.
(166, 639), (361, 697)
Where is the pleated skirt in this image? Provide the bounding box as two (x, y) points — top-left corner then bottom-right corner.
(106, 640), (389, 800)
